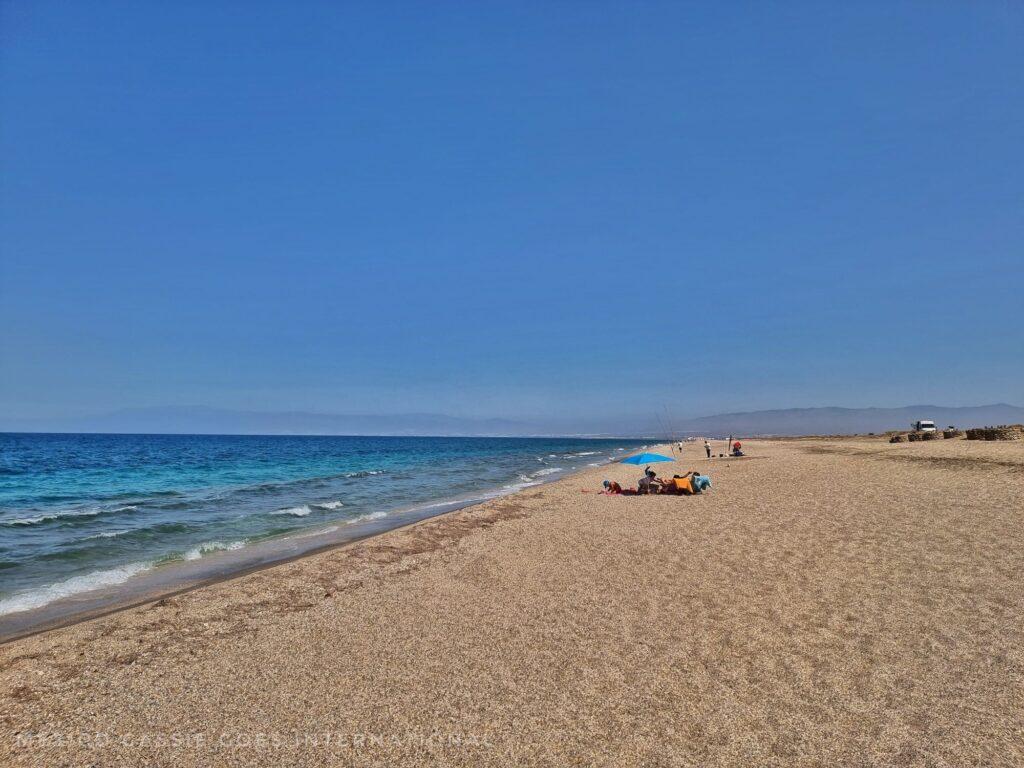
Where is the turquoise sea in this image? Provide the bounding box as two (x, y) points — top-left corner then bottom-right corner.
(0, 433), (647, 618)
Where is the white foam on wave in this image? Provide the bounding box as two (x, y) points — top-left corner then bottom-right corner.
(272, 505), (313, 517)
(83, 529), (130, 540)
(2, 503), (139, 528)
(3, 508), (104, 527)
(0, 561), (153, 616)
(516, 467), (562, 483)
(287, 510), (389, 541)
(350, 510), (388, 524)
(290, 525), (340, 539)
(183, 540), (246, 561)
(500, 479), (542, 493)
(587, 462), (603, 467)
(317, 500), (345, 510)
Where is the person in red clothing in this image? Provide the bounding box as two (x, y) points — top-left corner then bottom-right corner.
(601, 480), (623, 495)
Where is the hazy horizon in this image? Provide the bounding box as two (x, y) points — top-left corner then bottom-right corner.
(4, 402), (1022, 438)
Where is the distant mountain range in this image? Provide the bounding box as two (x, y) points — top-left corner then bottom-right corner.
(2, 403), (1022, 438)
(672, 404), (1024, 437)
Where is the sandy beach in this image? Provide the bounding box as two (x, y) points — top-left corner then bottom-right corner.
(2, 436), (1022, 767)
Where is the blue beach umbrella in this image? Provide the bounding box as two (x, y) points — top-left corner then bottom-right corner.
(620, 452), (674, 466)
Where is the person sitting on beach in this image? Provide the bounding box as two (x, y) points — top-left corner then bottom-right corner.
(601, 480), (623, 495)
(671, 471), (711, 494)
(667, 475), (690, 494)
(638, 468), (664, 494)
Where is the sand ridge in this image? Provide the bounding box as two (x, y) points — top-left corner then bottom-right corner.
(1, 438), (1022, 766)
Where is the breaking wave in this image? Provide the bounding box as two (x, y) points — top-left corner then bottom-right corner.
(183, 540), (246, 561)
(0, 561), (153, 616)
(271, 505), (313, 517)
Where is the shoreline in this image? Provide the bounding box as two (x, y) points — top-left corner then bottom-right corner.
(2, 436), (1022, 765)
(0, 447), (656, 644)
(0, 498), (480, 646)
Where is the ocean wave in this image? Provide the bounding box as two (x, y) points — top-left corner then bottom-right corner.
(316, 500), (345, 510)
(0, 561), (153, 616)
(349, 510), (388, 524)
(145, 499), (192, 511)
(183, 540), (246, 561)
(515, 466), (563, 484)
(79, 521), (194, 543)
(82, 529), (131, 540)
(2, 503), (141, 528)
(280, 510), (389, 542)
(290, 525), (340, 539)
(210, 470), (384, 503)
(33, 489), (181, 504)
(271, 505), (313, 517)
(225, 477), (329, 497)
(2, 508), (104, 527)
(500, 479), (542, 493)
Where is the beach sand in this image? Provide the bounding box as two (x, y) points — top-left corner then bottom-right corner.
(2, 437), (1022, 766)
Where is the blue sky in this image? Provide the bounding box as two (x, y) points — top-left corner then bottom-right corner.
(2, 1), (1022, 423)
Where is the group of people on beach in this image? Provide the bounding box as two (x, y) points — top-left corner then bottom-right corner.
(599, 436), (750, 497)
(602, 468), (711, 496)
(673, 438), (744, 459)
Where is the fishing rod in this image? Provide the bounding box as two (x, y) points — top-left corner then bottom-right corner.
(662, 405), (677, 443)
(653, 409), (673, 446)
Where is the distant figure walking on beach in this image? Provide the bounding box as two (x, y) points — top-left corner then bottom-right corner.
(704, 440), (711, 459)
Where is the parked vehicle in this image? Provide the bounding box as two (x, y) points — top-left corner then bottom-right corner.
(911, 420), (937, 433)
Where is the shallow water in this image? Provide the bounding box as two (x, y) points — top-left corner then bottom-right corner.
(0, 433), (647, 616)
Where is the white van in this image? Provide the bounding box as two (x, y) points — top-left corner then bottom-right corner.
(911, 420), (937, 433)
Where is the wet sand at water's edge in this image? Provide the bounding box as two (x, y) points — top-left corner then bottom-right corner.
(2, 437), (1022, 766)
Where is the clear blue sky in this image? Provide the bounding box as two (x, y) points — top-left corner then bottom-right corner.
(2, 1), (1022, 422)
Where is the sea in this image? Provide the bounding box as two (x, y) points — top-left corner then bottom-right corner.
(0, 433), (647, 623)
